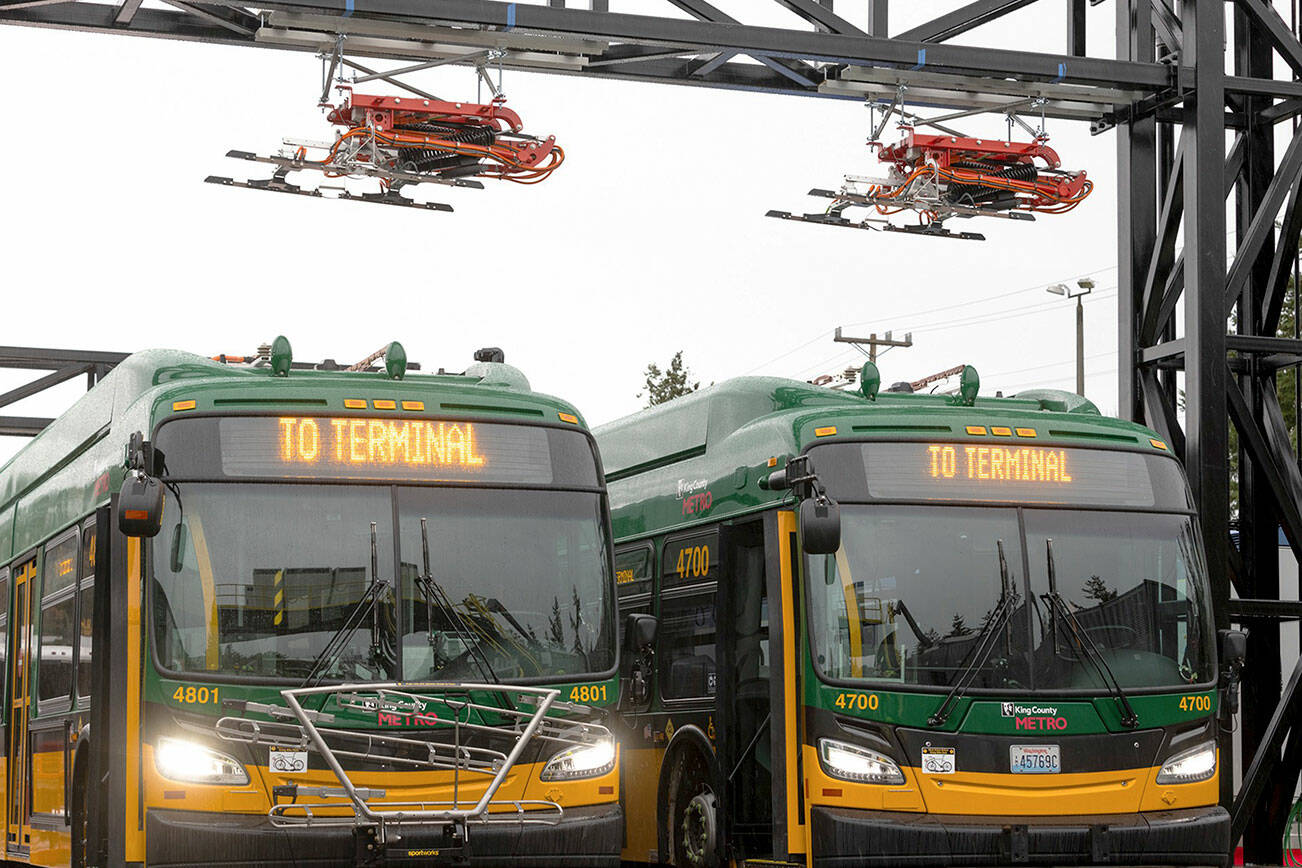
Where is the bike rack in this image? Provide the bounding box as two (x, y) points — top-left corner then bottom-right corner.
(215, 681), (612, 860)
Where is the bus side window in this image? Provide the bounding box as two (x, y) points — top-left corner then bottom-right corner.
(614, 544), (654, 650)
(38, 532), (79, 710)
(658, 592), (717, 700)
(0, 567), (8, 708)
(659, 532), (719, 702)
(77, 524), (95, 703)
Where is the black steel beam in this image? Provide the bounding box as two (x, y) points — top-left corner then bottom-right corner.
(1227, 598), (1302, 620)
(160, 0), (258, 35)
(0, 365), (89, 410)
(0, 346), (129, 369)
(0, 416), (53, 437)
(1118, 0), (1157, 426)
(1235, 0), (1302, 78)
(1233, 653), (1302, 846)
(894, 0), (1039, 44)
(1223, 125), (1302, 316)
(770, 0), (864, 36)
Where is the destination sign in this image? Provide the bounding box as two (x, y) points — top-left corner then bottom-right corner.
(807, 442), (1189, 509)
(220, 416), (552, 482)
(926, 445), (1073, 484)
(156, 415), (603, 487)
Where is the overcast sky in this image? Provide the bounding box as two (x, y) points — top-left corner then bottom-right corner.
(0, 2), (1210, 465)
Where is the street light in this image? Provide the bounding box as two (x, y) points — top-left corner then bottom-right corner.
(1046, 278), (1095, 396)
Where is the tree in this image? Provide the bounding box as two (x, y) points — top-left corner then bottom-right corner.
(948, 613), (972, 637)
(639, 351), (700, 407)
(1082, 574), (1118, 603)
(547, 596), (565, 648)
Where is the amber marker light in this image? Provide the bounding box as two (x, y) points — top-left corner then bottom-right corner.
(373, 400), (397, 410)
(402, 401), (424, 411)
(991, 426), (1012, 436)
(1016, 428), (1037, 438)
(172, 400), (196, 412)
(965, 425), (987, 435)
(558, 412), (579, 424)
(344, 399), (366, 409)
(1150, 439), (1169, 450)
(815, 426), (838, 437)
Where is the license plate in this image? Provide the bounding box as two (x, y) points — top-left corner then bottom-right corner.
(1010, 744), (1060, 774)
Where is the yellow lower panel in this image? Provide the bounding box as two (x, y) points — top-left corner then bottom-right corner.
(805, 743), (1220, 818)
(619, 744), (665, 862)
(143, 744), (619, 817)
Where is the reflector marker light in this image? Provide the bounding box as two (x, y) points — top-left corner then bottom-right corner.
(965, 425), (987, 435)
(1150, 438), (1168, 451)
(373, 400), (397, 410)
(767, 457), (779, 467)
(815, 426), (838, 437)
(1016, 428), (1037, 438)
(558, 412), (579, 424)
(172, 400), (196, 412)
(402, 401), (424, 411)
(991, 426), (1012, 436)
(344, 399), (367, 409)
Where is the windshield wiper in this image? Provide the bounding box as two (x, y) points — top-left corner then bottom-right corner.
(413, 517), (507, 689)
(303, 521), (389, 688)
(1042, 539), (1139, 728)
(928, 539), (1015, 727)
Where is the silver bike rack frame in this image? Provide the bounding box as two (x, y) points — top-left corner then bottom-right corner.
(215, 681), (612, 854)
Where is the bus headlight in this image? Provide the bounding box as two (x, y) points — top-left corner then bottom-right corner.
(155, 736), (250, 785)
(540, 739), (616, 781)
(1155, 740), (1216, 785)
(818, 738), (905, 785)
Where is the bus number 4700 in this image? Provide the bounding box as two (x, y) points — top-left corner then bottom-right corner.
(834, 692), (879, 712)
(1179, 695), (1212, 712)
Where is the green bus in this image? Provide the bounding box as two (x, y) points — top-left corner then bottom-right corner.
(597, 365), (1240, 868)
(0, 343), (622, 867)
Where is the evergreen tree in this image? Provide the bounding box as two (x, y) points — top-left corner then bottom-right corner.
(639, 351), (700, 407)
(547, 596), (565, 648)
(949, 613), (972, 637)
(1082, 574), (1118, 603)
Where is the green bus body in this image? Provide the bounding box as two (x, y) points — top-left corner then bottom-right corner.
(597, 376), (1228, 867)
(0, 349), (622, 868)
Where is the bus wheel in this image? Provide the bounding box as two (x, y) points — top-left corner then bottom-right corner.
(681, 790), (718, 868)
(669, 751), (719, 868)
(71, 752), (89, 868)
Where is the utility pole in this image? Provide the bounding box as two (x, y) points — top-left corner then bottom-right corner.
(833, 327), (913, 363)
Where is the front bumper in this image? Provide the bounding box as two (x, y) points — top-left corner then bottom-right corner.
(809, 805), (1230, 867)
(144, 803), (622, 867)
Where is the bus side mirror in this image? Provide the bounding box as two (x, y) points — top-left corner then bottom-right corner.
(118, 474), (165, 538)
(800, 497), (841, 555)
(622, 614), (658, 708)
(1219, 629), (1247, 715)
(625, 613), (658, 654)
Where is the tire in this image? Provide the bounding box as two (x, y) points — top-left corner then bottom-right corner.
(71, 751), (89, 868)
(667, 750), (720, 868)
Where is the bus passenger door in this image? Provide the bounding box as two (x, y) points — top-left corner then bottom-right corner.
(7, 558), (34, 856)
(716, 520), (773, 861)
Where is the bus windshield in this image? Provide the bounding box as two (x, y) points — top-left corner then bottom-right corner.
(806, 504), (1216, 693)
(152, 483), (615, 683)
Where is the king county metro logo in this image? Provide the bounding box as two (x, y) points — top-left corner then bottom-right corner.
(1000, 703), (1059, 717)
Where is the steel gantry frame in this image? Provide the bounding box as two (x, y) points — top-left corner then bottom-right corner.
(5, 0), (1302, 861)
(0, 347), (126, 437)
